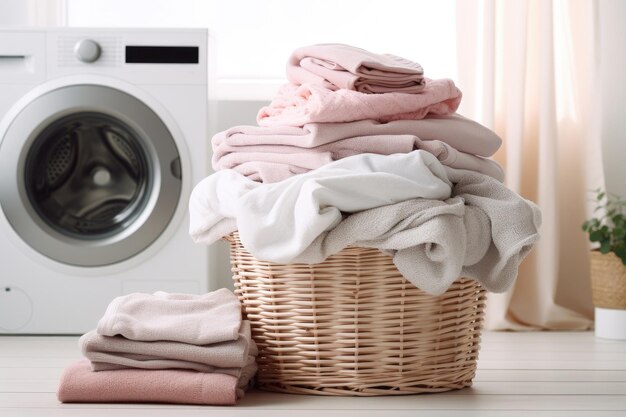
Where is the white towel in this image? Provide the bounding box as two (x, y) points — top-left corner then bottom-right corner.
(189, 151), (453, 262)
(97, 289), (242, 345)
(189, 151), (540, 294)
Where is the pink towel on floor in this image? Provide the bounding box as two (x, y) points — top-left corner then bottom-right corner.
(57, 360), (240, 405)
(97, 288), (242, 345)
(214, 114), (502, 158)
(287, 43), (425, 93)
(257, 79), (462, 127)
(213, 137), (504, 183)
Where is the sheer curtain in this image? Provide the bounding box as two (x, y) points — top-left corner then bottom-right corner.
(28, 0), (66, 25)
(456, 0), (602, 330)
(0, 0), (65, 26)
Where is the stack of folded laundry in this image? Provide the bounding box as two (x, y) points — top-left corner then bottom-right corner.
(189, 43), (541, 296)
(58, 289), (257, 405)
(213, 43), (503, 184)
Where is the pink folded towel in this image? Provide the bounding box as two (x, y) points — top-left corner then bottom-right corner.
(57, 360), (241, 405)
(97, 288), (242, 345)
(257, 79), (462, 127)
(287, 43), (425, 94)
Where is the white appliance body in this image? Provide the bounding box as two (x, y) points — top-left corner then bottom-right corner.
(0, 28), (211, 334)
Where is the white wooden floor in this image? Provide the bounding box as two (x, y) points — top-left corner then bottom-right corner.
(1, 331), (625, 417)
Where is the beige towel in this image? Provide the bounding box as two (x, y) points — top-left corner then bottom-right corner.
(213, 114), (503, 159)
(90, 355), (258, 384)
(81, 321), (256, 374)
(97, 288), (242, 345)
(213, 135), (504, 183)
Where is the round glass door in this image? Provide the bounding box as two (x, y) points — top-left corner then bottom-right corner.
(25, 112), (151, 238)
(0, 84), (183, 266)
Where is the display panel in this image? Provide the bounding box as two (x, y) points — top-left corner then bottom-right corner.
(125, 46), (199, 64)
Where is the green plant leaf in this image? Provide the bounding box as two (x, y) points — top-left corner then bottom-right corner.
(583, 188), (626, 248)
(600, 243), (611, 254)
(590, 231), (602, 242)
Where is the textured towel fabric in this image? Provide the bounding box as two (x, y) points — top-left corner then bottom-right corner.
(189, 153), (540, 295)
(97, 289), (242, 345)
(257, 79), (462, 127)
(222, 161), (309, 184)
(289, 168), (541, 295)
(189, 151), (453, 261)
(57, 360), (242, 405)
(214, 114), (502, 160)
(89, 355), (259, 389)
(81, 321), (256, 373)
(213, 136), (504, 183)
(287, 43), (425, 93)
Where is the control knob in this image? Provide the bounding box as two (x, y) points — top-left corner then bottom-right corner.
(74, 39), (101, 63)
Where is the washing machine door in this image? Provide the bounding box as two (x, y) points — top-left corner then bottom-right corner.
(0, 84), (183, 267)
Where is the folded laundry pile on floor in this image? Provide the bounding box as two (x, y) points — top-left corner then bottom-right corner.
(57, 289), (257, 405)
(190, 43), (541, 296)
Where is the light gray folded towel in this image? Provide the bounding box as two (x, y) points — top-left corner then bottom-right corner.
(290, 168), (541, 295)
(97, 288), (242, 345)
(80, 321), (257, 374)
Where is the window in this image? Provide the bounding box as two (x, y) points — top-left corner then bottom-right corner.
(66, 0), (458, 99)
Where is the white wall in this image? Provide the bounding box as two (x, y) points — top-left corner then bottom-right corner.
(599, 0), (626, 197)
(0, 0), (29, 25)
(64, 0), (458, 100)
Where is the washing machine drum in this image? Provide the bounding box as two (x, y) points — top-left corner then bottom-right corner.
(0, 85), (183, 267)
(27, 113), (150, 236)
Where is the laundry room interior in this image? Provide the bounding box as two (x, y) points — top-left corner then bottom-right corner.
(1, 0), (625, 415)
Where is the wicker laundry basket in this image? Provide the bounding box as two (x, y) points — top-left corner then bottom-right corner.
(226, 232), (487, 396)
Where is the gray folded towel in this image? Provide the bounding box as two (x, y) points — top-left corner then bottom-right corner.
(81, 321), (257, 375)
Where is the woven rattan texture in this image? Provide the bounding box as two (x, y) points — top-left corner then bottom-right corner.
(590, 251), (626, 309)
(226, 233), (487, 396)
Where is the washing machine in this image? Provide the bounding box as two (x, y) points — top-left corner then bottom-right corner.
(0, 28), (212, 334)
